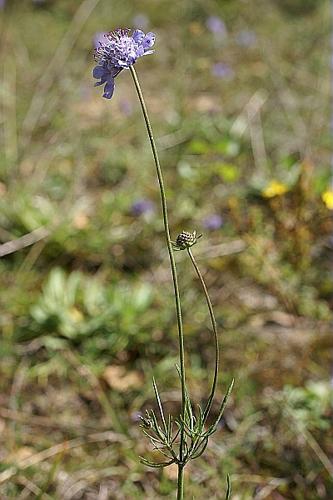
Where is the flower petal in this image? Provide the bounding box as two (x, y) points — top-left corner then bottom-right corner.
(93, 65), (107, 79)
(143, 50), (154, 56)
(103, 79), (115, 99)
(136, 46), (145, 57)
(142, 32), (155, 50)
(132, 29), (145, 43)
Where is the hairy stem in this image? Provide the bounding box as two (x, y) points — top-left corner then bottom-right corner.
(129, 66), (186, 470)
(187, 248), (219, 424)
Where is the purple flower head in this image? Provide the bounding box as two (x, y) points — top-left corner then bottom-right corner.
(93, 28), (156, 99)
(131, 199), (155, 217)
(203, 214), (224, 231)
(212, 62), (234, 80)
(0, 0), (5, 10)
(206, 16), (227, 39)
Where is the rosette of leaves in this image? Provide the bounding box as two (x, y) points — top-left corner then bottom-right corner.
(24, 268), (152, 358)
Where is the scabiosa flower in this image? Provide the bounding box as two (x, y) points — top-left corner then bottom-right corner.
(93, 28), (156, 99)
(206, 16), (227, 39)
(212, 62), (234, 80)
(131, 199), (155, 216)
(203, 214), (224, 231)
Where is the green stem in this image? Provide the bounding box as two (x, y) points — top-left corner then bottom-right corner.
(129, 66), (186, 462)
(187, 248), (219, 424)
(177, 464), (184, 500)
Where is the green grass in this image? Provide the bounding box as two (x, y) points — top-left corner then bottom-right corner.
(0, 0), (332, 498)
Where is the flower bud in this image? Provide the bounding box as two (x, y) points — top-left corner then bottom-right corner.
(174, 230), (201, 250)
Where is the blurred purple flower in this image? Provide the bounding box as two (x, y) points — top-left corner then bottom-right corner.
(236, 30), (256, 47)
(203, 214), (224, 231)
(133, 13), (149, 30)
(212, 62), (234, 80)
(206, 16), (227, 39)
(131, 199), (155, 216)
(0, 0), (5, 10)
(93, 28), (156, 99)
(93, 32), (108, 49)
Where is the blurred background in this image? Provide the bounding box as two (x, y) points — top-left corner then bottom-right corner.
(0, 0), (332, 498)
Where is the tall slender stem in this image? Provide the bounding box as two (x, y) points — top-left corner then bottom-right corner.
(177, 464), (184, 500)
(187, 248), (219, 424)
(129, 66), (186, 477)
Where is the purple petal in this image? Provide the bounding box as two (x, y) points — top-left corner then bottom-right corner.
(142, 32), (155, 50)
(143, 50), (154, 56)
(132, 29), (145, 44)
(93, 65), (107, 79)
(103, 79), (115, 99)
(136, 46), (145, 57)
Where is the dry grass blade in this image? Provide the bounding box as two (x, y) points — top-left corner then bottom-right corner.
(0, 431), (123, 485)
(0, 227), (50, 258)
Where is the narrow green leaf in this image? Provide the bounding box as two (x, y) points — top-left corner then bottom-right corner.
(140, 457), (175, 468)
(225, 474), (232, 499)
(191, 436), (209, 460)
(207, 378), (234, 436)
(152, 377), (167, 434)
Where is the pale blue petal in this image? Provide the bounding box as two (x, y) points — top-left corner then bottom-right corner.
(132, 29), (145, 43)
(142, 32), (155, 50)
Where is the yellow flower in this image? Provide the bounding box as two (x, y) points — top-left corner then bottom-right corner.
(262, 180), (288, 198)
(322, 190), (333, 210)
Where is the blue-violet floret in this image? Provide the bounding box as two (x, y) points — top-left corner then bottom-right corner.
(93, 28), (155, 99)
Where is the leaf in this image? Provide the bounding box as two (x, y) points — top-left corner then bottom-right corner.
(190, 436), (209, 460)
(188, 139), (210, 154)
(206, 378), (234, 436)
(140, 457), (175, 468)
(225, 474), (232, 500)
(215, 163), (240, 183)
(214, 139), (240, 157)
(152, 377), (167, 434)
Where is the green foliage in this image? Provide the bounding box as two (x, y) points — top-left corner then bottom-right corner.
(0, 0), (332, 497)
(282, 381), (333, 431)
(27, 268), (153, 358)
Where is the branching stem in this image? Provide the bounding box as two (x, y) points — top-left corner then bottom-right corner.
(130, 66), (186, 498)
